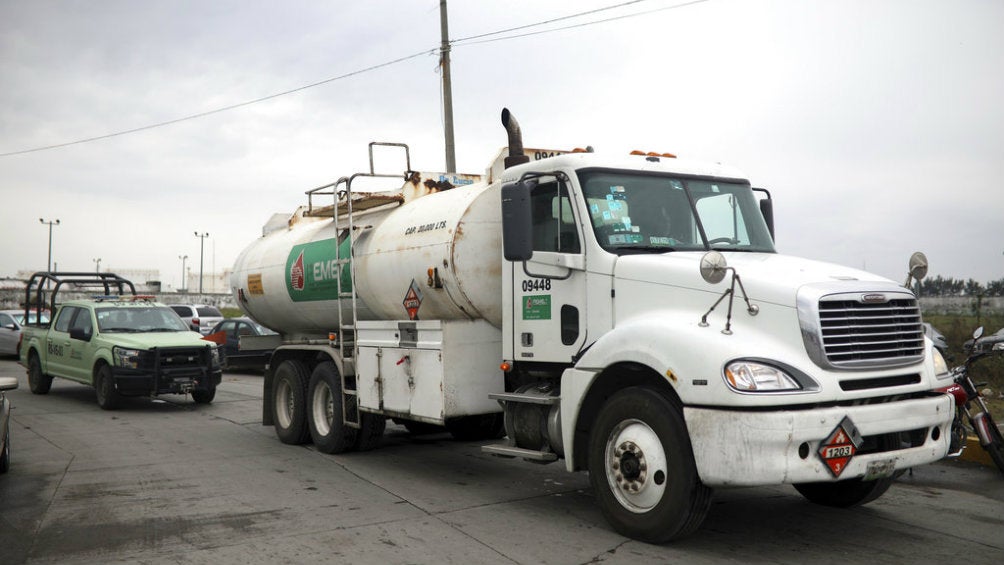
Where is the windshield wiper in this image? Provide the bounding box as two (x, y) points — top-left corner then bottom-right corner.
(102, 327), (142, 333)
(145, 327), (185, 333)
(613, 245), (677, 255)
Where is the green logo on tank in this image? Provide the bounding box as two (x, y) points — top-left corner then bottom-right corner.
(286, 237), (353, 302)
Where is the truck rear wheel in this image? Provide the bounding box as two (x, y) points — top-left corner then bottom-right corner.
(28, 352), (52, 395)
(272, 360), (310, 445)
(588, 387), (712, 543)
(94, 365), (121, 410)
(307, 362), (357, 453)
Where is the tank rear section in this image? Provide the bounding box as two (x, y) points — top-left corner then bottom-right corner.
(230, 181), (503, 339)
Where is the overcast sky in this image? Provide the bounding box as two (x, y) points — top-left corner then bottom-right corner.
(1, 0), (1002, 292)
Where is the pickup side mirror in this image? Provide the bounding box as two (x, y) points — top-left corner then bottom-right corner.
(501, 179), (535, 261)
(69, 328), (92, 342)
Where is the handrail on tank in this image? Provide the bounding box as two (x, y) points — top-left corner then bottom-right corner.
(23, 272), (137, 328)
(368, 142), (411, 175)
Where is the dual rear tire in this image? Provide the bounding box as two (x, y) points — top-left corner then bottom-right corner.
(271, 360), (384, 453)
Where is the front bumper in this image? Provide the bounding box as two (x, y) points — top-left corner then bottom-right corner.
(111, 366), (222, 396)
(685, 393), (954, 486)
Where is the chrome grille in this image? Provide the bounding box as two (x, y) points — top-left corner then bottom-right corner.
(818, 297), (924, 368)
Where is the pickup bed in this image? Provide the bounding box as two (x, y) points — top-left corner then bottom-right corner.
(18, 273), (221, 409)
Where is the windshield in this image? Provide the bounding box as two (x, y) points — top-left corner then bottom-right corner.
(96, 306), (190, 333)
(578, 169), (776, 254)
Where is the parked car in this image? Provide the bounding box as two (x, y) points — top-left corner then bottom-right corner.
(0, 309), (50, 357)
(168, 304), (224, 335)
(1, 376), (18, 473)
(206, 317), (277, 371)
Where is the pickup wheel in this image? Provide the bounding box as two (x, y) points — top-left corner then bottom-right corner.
(27, 352), (52, 395)
(94, 365), (121, 410)
(307, 362), (357, 453)
(191, 386), (216, 404)
(588, 387), (712, 543)
(272, 360), (310, 445)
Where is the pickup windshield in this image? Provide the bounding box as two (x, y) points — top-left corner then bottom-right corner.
(577, 169), (776, 255)
(96, 306), (190, 333)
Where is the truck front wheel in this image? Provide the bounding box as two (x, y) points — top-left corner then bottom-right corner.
(28, 353), (52, 395)
(307, 362), (357, 453)
(588, 387), (712, 543)
(94, 365), (121, 410)
(272, 360), (310, 445)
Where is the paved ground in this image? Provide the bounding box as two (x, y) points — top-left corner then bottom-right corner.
(1, 357), (1002, 565)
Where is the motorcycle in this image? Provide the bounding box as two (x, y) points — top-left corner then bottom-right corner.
(938, 327), (1004, 474)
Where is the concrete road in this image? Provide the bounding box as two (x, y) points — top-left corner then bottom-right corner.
(1, 357), (1002, 565)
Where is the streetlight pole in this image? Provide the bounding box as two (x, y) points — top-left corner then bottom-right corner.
(39, 218), (60, 273)
(179, 255), (189, 292)
(93, 258), (101, 273)
(194, 232), (209, 293)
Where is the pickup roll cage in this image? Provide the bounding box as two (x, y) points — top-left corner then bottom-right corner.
(24, 272), (137, 326)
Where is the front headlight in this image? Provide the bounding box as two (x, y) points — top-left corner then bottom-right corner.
(210, 347), (220, 366)
(931, 348), (950, 378)
(113, 347), (142, 369)
(724, 360), (807, 393)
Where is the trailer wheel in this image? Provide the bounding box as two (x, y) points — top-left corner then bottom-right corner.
(28, 352), (52, 395)
(445, 413), (505, 441)
(307, 362), (357, 453)
(94, 365), (121, 411)
(588, 387), (711, 543)
(272, 360), (310, 445)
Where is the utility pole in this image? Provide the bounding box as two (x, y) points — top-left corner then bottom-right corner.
(179, 255), (189, 291)
(194, 232), (209, 293)
(93, 258), (101, 273)
(39, 218), (60, 273)
(440, 0), (456, 173)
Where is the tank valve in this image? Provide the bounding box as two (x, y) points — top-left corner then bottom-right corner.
(396, 355), (410, 366)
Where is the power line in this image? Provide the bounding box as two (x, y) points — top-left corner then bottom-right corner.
(451, 0), (654, 44)
(0, 0), (709, 158)
(453, 0), (709, 46)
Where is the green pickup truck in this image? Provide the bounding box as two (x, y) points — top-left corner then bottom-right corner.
(18, 272), (222, 410)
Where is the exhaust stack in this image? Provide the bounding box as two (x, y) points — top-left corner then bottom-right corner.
(501, 108), (530, 169)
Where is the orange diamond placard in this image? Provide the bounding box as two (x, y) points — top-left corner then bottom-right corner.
(817, 417), (863, 478)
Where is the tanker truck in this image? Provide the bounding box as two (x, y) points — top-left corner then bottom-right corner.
(230, 109), (954, 542)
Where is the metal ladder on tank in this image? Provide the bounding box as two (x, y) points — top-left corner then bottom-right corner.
(330, 142), (413, 429)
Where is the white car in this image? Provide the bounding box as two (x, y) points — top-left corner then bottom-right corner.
(0, 309), (50, 356)
(167, 304), (224, 335)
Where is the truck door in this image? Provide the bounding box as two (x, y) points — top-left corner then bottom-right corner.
(46, 306), (78, 379)
(509, 176), (588, 364)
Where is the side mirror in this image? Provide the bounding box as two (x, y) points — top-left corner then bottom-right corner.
(501, 179), (535, 261)
(699, 251), (729, 284)
(2, 323), (16, 331)
(904, 251), (928, 288)
(69, 328), (92, 342)
(753, 187), (774, 242)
